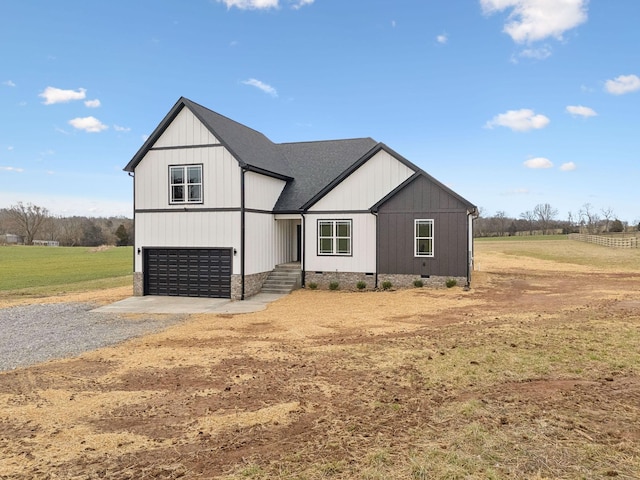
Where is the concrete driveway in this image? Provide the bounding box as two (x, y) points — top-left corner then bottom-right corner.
(92, 293), (286, 314)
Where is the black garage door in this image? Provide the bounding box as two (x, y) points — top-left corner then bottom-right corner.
(144, 248), (232, 298)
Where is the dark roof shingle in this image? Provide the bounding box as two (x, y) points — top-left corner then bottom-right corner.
(274, 138), (378, 211)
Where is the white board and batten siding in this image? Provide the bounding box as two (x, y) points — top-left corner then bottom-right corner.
(244, 171), (286, 211)
(135, 108), (242, 210)
(309, 150), (415, 212)
(135, 148), (241, 210)
(153, 108), (219, 148)
(304, 213), (377, 273)
(134, 211), (241, 273)
(244, 213), (299, 275)
(305, 150), (415, 273)
(243, 172), (290, 275)
(134, 106), (244, 273)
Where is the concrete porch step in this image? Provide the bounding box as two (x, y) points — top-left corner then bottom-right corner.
(260, 263), (301, 295)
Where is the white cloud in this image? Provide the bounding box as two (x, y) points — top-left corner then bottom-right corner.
(217, 0), (312, 9)
(524, 157), (553, 169)
(68, 116), (108, 133)
(242, 78), (278, 97)
(39, 86), (87, 105)
(84, 99), (101, 108)
(480, 0), (588, 44)
(3, 80), (16, 87)
(437, 34), (448, 44)
(0, 166), (24, 173)
(291, 0), (314, 9)
(485, 108), (550, 132)
(114, 125), (131, 132)
(560, 161), (577, 171)
(391, 20), (397, 28)
(604, 74), (640, 95)
(566, 105), (597, 117)
(516, 45), (552, 61)
(7, 146), (14, 151)
(217, 0), (278, 9)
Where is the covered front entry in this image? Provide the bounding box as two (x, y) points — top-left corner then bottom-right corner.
(143, 248), (232, 298)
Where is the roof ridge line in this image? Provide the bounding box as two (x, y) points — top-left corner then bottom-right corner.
(181, 97), (277, 143)
(277, 137), (376, 146)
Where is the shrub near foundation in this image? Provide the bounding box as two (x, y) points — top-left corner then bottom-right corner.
(329, 281), (339, 291)
(356, 281), (367, 290)
(381, 281), (393, 290)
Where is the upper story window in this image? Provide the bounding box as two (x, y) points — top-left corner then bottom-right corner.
(415, 219), (434, 257)
(170, 165), (202, 204)
(318, 220), (352, 256)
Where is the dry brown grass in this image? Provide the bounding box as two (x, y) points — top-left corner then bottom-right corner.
(1, 238), (639, 479)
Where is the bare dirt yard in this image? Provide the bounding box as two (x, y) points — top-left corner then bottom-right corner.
(1, 239), (639, 479)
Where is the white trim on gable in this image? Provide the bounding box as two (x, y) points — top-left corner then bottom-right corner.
(153, 107), (220, 148)
(309, 150), (415, 212)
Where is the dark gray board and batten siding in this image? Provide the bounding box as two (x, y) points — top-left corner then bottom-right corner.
(376, 175), (470, 278)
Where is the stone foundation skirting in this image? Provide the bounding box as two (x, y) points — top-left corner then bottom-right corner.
(304, 271), (467, 290)
(231, 271), (270, 300)
(133, 272), (143, 296)
(304, 272), (375, 291)
(377, 274), (467, 289)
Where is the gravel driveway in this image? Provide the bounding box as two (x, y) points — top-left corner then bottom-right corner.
(0, 303), (185, 372)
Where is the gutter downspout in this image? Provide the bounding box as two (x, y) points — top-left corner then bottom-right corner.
(128, 171), (136, 282)
(371, 210), (378, 289)
(465, 208), (478, 290)
(240, 167), (246, 300)
(301, 212), (306, 287)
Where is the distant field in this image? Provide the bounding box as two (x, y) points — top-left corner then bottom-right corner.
(0, 245), (133, 295)
(476, 234), (567, 242)
(476, 234), (640, 271)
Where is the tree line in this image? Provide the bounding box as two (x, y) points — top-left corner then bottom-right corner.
(475, 203), (636, 238)
(0, 202), (133, 247)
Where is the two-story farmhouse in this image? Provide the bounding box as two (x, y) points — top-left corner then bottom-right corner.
(124, 97), (477, 300)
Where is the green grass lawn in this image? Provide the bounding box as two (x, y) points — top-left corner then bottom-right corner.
(0, 245), (133, 294)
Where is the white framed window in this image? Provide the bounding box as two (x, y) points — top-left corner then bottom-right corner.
(170, 165), (203, 204)
(318, 220), (352, 256)
(415, 219), (434, 257)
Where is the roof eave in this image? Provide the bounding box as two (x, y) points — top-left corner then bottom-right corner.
(301, 142), (422, 211)
(123, 97), (189, 172)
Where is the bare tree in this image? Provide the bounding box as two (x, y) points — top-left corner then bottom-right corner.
(58, 216), (87, 246)
(5, 202), (50, 245)
(519, 210), (536, 235)
(601, 207), (615, 233)
(495, 211), (507, 236)
(533, 203), (558, 235)
(579, 203), (600, 234)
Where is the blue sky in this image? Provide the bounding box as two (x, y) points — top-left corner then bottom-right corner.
(1, 0), (639, 223)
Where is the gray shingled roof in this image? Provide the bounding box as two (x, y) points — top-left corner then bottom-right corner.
(125, 98), (475, 213)
(274, 138), (378, 211)
(183, 99), (293, 179)
(124, 97), (381, 211)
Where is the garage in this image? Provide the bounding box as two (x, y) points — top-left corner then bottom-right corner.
(143, 248), (232, 298)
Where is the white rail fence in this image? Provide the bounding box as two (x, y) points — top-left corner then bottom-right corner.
(569, 233), (638, 249)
